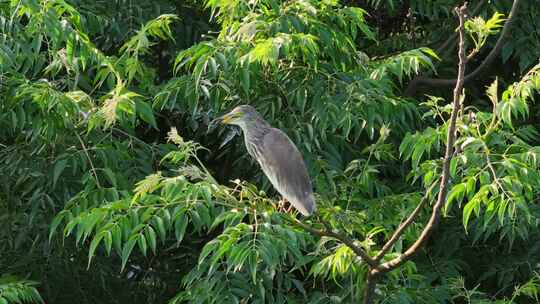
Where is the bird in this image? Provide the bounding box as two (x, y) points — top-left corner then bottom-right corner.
(215, 105), (316, 216)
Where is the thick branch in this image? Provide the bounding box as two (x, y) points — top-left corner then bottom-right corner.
(374, 183), (436, 262)
(363, 272), (378, 304)
(291, 217), (377, 268)
(374, 3), (468, 276)
(405, 0), (521, 95)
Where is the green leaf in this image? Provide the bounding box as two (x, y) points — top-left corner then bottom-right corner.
(103, 230), (112, 256)
(64, 218), (79, 238)
(121, 237), (138, 272)
(445, 183), (466, 215)
(153, 216), (167, 243)
(102, 168), (117, 187)
(463, 200), (481, 231)
(210, 211), (236, 230)
(208, 57), (217, 78)
(240, 64), (250, 94)
(466, 177), (477, 198)
(112, 225), (123, 255)
(49, 211), (67, 242)
(174, 214), (188, 244)
(53, 159), (68, 188)
(449, 157), (459, 177)
(135, 100), (157, 129)
(460, 137), (483, 152)
(88, 230), (107, 268)
(249, 251), (258, 284)
(138, 233), (147, 257)
(199, 240), (219, 265)
(145, 226), (157, 254)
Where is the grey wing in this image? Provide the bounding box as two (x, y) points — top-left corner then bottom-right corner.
(258, 128), (316, 216)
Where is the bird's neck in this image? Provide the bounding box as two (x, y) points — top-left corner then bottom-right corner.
(239, 117), (272, 138)
(238, 117), (270, 159)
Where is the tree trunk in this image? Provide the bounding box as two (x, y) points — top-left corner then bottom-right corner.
(363, 272), (378, 304)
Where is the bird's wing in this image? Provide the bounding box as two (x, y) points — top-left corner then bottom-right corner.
(258, 128), (315, 215)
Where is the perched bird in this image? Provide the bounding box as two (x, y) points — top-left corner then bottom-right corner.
(216, 105), (316, 216)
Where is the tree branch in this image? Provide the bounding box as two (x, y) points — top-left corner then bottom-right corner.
(374, 183), (437, 262)
(405, 0), (521, 95)
(290, 217), (377, 268)
(295, 5), (474, 302)
(374, 2), (469, 276)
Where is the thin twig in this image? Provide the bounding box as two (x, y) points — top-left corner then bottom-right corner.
(374, 3), (469, 276)
(485, 150), (512, 200)
(74, 129), (102, 188)
(405, 0), (521, 95)
(290, 217), (377, 268)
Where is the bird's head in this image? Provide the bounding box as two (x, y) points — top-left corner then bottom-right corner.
(218, 105), (259, 127)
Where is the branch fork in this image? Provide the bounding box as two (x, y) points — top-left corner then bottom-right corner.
(296, 3), (470, 303)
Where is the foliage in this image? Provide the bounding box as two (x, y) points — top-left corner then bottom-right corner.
(0, 275), (43, 304)
(1, 0), (540, 303)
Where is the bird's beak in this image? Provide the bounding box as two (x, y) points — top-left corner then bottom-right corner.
(208, 113), (232, 133)
(220, 113), (234, 124)
(215, 112), (241, 125)
(209, 114), (228, 127)
(208, 112), (242, 134)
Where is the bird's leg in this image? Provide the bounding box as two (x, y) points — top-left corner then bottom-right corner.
(277, 198), (294, 214)
(277, 198), (286, 213)
(285, 203), (293, 213)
